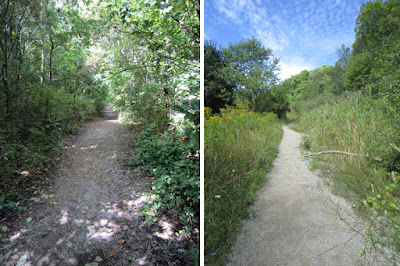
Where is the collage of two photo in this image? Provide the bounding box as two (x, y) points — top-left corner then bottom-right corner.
(2, 0), (400, 265)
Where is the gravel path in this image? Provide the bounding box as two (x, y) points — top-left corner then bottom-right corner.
(0, 105), (182, 265)
(227, 126), (386, 265)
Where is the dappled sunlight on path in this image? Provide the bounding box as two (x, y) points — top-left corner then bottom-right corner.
(0, 106), (186, 265)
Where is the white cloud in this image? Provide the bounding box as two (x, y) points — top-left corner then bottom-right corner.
(278, 57), (316, 81)
(207, 0), (363, 79)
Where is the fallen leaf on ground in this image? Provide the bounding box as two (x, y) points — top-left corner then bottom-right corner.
(16, 255), (27, 266)
(94, 256), (103, 262)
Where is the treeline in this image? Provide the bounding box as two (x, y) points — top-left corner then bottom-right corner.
(0, 0), (106, 184)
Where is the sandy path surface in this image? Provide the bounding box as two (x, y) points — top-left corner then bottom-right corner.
(227, 126), (386, 265)
(0, 105), (183, 265)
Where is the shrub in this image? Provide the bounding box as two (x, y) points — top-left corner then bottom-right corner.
(130, 125), (200, 232)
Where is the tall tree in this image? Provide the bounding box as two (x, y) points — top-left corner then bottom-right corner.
(222, 38), (279, 101)
(204, 40), (233, 113)
(348, 0), (400, 91)
(326, 44), (350, 94)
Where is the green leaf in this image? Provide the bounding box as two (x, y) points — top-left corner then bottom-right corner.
(171, 105), (185, 113)
(26, 217), (32, 223)
(16, 255), (27, 266)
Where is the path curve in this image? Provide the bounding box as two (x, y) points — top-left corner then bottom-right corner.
(227, 126), (384, 265)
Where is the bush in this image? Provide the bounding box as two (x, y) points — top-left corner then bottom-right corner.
(0, 189), (17, 213)
(130, 125), (200, 232)
(204, 107), (283, 265)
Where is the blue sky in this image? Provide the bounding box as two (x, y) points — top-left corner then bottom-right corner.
(205, 0), (368, 80)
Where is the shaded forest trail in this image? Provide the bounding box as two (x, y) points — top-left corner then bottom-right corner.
(0, 106), (182, 265)
(227, 126), (387, 265)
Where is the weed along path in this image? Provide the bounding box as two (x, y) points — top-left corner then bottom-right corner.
(0, 105), (182, 265)
(227, 126), (385, 265)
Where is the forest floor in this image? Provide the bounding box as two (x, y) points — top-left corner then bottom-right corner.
(0, 105), (193, 266)
(227, 126), (389, 265)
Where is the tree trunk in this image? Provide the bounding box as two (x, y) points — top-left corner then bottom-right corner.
(49, 37), (54, 86)
(1, 1), (17, 140)
(40, 0), (48, 84)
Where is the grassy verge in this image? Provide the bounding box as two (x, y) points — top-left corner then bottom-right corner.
(204, 107), (283, 265)
(295, 92), (400, 260)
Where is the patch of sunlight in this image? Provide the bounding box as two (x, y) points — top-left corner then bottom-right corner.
(60, 210), (69, 225)
(80, 145), (98, 150)
(127, 195), (148, 207)
(10, 232), (21, 242)
(63, 144), (76, 149)
(154, 219), (175, 240)
(87, 219), (119, 241)
(136, 258), (149, 265)
(68, 258), (78, 264)
(105, 119), (120, 124)
(74, 219), (89, 226)
(106, 203), (125, 218)
(99, 219), (108, 226)
(107, 151), (118, 159)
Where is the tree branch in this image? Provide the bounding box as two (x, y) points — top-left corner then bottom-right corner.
(303, 150), (382, 162)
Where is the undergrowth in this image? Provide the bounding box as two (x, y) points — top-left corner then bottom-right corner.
(204, 107), (283, 265)
(295, 92), (400, 261)
(127, 98), (200, 264)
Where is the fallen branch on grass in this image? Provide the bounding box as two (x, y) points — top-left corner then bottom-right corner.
(303, 150), (382, 162)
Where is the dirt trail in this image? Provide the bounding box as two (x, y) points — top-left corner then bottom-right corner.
(0, 105), (182, 265)
(227, 126), (386, 265)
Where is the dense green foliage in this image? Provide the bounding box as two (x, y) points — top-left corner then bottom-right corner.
(204, 41), (234, 113)
(0, 0), (107, 194)
(204, 38), (288, 116)
(130, 124), (200, 232)
(281, 0), (400, 258)
(97, 0), (200, 131)
(222, 38), (279, 100)
(204, 107), (283, 265)
(94, 0), (200, 260)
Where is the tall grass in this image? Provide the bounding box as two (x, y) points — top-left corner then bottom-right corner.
(295, 92), (400, 256)
(204, 107), (283, 265)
